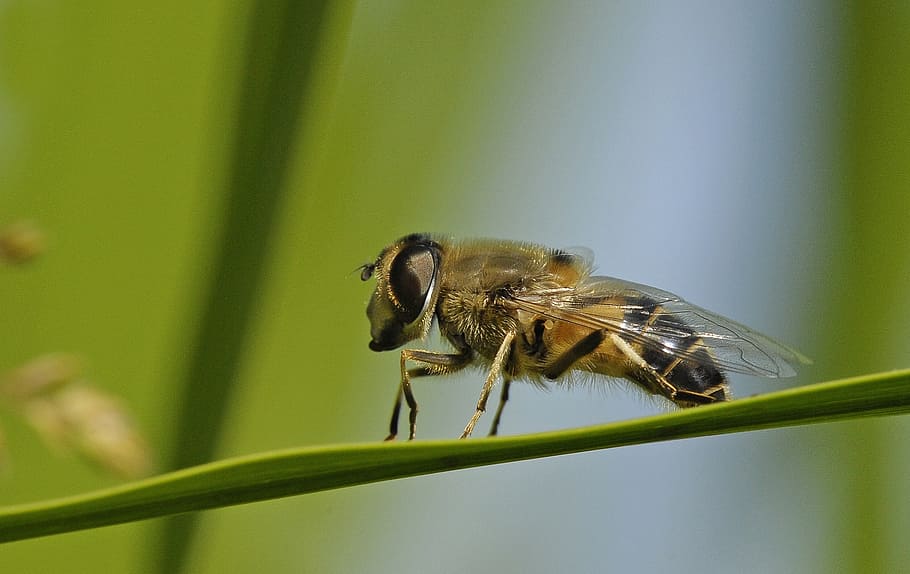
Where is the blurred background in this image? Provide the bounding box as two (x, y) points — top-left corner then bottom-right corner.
(1, 1), (908, 573)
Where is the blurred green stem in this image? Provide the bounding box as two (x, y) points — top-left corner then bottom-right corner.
(158, 1), (341, 572)
(835, 3), (910, 572)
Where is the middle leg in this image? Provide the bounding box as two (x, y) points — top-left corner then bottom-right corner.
(461, 330), (516, 438)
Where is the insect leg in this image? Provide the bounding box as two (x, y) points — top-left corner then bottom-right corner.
(609, 333), (677, 397)
(461, 330), (516, 439)
(542, 329), (606, 380)
(385, 385), (404, 442)
(387, 347), (472, 441)
(487, 378), (511, 436)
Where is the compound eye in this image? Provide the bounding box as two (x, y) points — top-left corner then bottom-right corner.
(388, 245), (437, 323)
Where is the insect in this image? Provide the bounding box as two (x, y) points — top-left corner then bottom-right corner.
(360, 233), (810, 440)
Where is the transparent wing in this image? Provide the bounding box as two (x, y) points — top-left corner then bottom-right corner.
(511, 275), (811, 378)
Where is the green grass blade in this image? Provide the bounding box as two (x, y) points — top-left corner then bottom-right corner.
(1, 369), (908, 544)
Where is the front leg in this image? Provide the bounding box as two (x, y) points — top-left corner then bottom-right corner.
(386, 345), (472, 441)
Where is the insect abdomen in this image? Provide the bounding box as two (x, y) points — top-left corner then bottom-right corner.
(638, 343), (730, 404)
(619, 293), (731, 405)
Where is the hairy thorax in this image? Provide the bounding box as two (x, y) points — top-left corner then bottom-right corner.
(436, 288), (517, 361)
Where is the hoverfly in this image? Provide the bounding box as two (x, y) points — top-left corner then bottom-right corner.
(360, 233), (810, 440)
